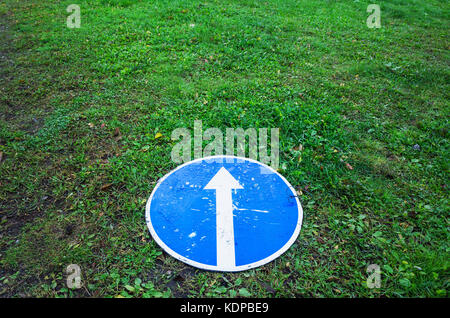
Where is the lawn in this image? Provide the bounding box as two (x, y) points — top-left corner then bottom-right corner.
(0, 0), (448, 297)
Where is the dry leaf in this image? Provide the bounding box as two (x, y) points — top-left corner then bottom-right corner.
(293, 144), (303, 151)
(155, 132), (163, 139)
(0, 151), (3, 163)
(100, 183), (113, 191)
(345, 162), (353, 170)
(113, 127), (120, 137)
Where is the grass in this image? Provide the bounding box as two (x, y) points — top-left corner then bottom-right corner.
(0, 0), (448, 298)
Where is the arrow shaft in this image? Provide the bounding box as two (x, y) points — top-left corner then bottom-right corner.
(215, 188), (235, 269)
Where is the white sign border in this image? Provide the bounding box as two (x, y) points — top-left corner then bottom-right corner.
(145, 155), (304, 272)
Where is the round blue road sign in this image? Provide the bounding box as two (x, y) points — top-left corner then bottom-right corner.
(145, 156), (303, 272)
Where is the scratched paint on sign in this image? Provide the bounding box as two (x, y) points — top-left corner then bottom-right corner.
(145, 156), (303, 272)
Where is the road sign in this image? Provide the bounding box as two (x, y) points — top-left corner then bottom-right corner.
(145, 155), (303, 272)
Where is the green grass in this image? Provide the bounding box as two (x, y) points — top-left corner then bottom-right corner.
(0, 0), (448, 297)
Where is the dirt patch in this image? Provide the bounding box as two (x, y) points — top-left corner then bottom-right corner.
(0, 13), (52, 135)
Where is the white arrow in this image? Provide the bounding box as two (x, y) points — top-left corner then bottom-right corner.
(204, 167), (243, 270)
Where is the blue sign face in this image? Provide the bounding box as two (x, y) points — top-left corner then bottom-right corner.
(145, 156), (303, 272)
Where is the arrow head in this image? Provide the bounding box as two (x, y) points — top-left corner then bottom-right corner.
(204, 167), (243, 190)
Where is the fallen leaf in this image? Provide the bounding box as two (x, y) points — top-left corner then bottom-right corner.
(113, 127), (120, 137)
(345, 162), (353, 170)
(100, 183), (113, 191)
(88, 123), (95, 128)
(293, 144), (303, 151)
(327, 276), (339, 282)
(155, 132), (163, 139)
(0, 151), (3, 163)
